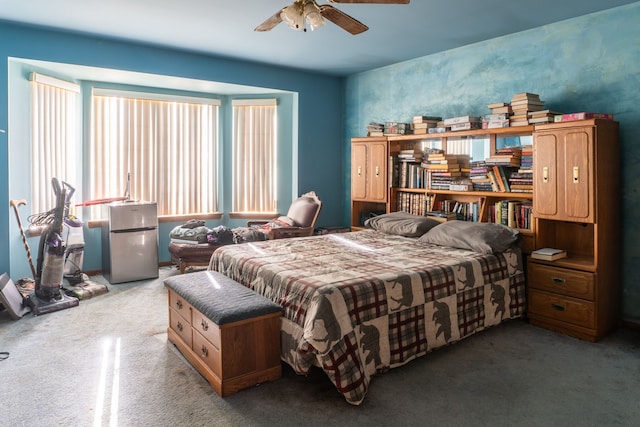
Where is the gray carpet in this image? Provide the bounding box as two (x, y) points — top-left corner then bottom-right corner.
(1, 266), (639, 427)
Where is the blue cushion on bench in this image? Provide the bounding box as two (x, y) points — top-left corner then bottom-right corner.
(164, 271), (281, 325)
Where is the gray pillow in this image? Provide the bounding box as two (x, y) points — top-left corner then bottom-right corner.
(364, 211), (440, 237)
(417, 220), (520, 254)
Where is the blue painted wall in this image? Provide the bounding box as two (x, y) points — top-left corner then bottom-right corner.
(344, 3), (640, 322)
(0, 21), (346, 280)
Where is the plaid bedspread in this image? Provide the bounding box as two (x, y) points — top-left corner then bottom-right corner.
(208, 230), (526, 405)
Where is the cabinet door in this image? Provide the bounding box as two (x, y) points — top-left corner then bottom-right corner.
(533, 132), (559, 217)
(562, 129), (593, 221)
(367, 141), (387, 202)
(351, 143), (367, 200)
(534, 126), (594, 222)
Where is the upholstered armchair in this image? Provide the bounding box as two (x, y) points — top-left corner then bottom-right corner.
(247, 191), (323, 239)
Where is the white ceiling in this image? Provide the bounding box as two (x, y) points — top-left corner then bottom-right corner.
(0, 0), (637, 76)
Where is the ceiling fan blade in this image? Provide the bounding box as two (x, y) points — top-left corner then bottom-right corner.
(254, 9), (284, 32)
(319, 5), (368, 35)
(328, 0), (410, 4)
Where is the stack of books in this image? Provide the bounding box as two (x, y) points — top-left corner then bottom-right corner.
(422, 153), (470, 190)
(443, 115), (482, 131)
(384, 122), (410, 136)
(553, 112), (614, 122)
(508, 145), (533, 193)
(487, 102), (513, 116)
(469, 161), (493, 192)
(367, 122), (384, 136)
(528, 110), (561, 125)
(510, 93), (545, 126)
(486, 147), (522, 167)
(482, 113), (510, 129)
(411, 115), (442, 134)
(397, 148), (422, 163)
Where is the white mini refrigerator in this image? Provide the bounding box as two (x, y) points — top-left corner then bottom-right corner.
(102, 201), (159, 284)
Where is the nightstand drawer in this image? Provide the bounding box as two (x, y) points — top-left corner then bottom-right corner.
(528, 262), (595, 300)
(168, 289), (192, 321)
(528, 289), (595, 328)
(169, 308), (192, 347)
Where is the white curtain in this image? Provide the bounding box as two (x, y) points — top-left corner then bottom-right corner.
(30, 73), (80, 214)
(232, 99), (277, 213)
(90, 90), (219, 217)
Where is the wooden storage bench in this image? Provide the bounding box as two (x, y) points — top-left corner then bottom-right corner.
(164, 271), (282, 397)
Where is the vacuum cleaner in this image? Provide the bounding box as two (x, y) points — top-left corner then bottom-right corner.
(26, 178), (80, 315)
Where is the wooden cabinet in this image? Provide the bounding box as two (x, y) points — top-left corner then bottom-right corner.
(533, 125), (595, 222)
(351, 137), (388, 202)
(351, 137), (389, 228)
(528, 119), (620, 342)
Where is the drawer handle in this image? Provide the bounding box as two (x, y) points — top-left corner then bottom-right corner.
(357, 166), (362, 176)
(201, 345), (209, 358)
(375, 165), (380, 177)
(201, 319), (209, 331)
(551, 277), (566, 284)
(551, 303), (566, 311)
(176, 300), (183, 309)
(177, 321), (183, 332)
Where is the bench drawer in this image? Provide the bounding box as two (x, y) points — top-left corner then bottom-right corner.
(169, 307), (192, 347)
(193, 329), (221, 376)
(168, 289), (192, 321)
(193, 309), (221, 348)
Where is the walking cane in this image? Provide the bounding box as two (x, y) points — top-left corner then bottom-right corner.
(10, 199), (37, 279)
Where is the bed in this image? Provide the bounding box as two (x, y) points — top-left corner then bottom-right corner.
(208, 217), (526, 405)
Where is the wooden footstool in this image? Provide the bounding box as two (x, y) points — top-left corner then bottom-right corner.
(164, 271), (282, 397)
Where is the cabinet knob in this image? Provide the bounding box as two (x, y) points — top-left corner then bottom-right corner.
(573, 166), (580, 183)
(177, 321), (183, 332)
(201, 319), (209, 331)
(201, 345), (209, 358)
(552, 277), (566, 284)
(375, 166), (380, 177)
(357, 166), (362, 176)
(542, 166), (549, 183)
(176, 300), (183, 309)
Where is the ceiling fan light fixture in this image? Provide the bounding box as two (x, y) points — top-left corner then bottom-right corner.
(304, 1), (326, 31)
(281, 3), (305, 31)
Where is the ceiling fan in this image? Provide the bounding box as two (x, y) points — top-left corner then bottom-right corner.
(255, 0), (410, 35)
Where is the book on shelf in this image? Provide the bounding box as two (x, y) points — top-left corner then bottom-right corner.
(443, 116), (481, 126)
(413, 115), (442, 123)
(428, 127), (449, 133)
(450, 121), (483, 131)
(491, 105), (513, 115)
(487, 102), (508, 109)
(486, 170), (502, 192)
(511, 99), (545, 107)
(531, 248), (568, 261)
(482, 120), (510, 129)
(511, 92), (541, 101)
(553, 112), (614, 122)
